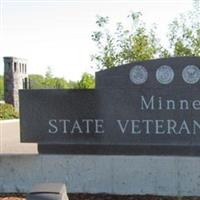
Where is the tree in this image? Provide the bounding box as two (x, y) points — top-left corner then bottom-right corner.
(29, 74), (45, 89)
(67, 80), (79, 89)
(91, 1), (200, 68)
(167, 0), (200, 56)
(44, 66), (56, 89)
(45, 66), (53, 79)
(78, 73), (95, 89)
(53, 77), (68, 89)
(29, 67), (77, 89)
(91, 12), (160, 69)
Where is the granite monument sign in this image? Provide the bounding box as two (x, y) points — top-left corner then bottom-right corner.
(20, 57), (200, 155)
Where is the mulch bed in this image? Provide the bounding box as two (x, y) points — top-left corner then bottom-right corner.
(1, 194), (200, 200)
(69, 194), (200, 200)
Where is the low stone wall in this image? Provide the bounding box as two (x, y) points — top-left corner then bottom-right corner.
(0, 155), (200, 196)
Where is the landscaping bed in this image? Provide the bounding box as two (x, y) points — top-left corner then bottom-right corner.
(0, 194), (200, 200)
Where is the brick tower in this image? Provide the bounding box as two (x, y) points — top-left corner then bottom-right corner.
(4, 57), (28, 109)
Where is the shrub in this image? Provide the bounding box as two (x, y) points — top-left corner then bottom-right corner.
(0, 103), (19, 120)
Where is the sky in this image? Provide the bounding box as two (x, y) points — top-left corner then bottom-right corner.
(0, 0), (194, 81)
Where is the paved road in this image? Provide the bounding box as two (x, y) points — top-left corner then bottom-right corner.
(0, 119), (38, 154)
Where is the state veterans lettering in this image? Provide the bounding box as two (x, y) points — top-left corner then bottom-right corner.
(48, 96), (200, 135)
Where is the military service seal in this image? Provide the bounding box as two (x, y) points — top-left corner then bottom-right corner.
(182, 65), (200, 84)
(129, 65), (148, 84)
(156, 65), (174, 84)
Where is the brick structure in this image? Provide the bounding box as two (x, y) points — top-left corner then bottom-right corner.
(4, 57), (28, 109)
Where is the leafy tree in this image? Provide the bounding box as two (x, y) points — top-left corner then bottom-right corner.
(45, 66), (53, 79)
(67, 80), (79, 89)
(91, 1), (200, 67)
(78, 73), (95, 89)
(29, 67), (78, 89)
(29, 67), (55, 89)
(167, 0), (200, 56)
(53, 77), (68, 89)
(44, 66), (57, 89)
(29, 74), (45, 89)
(91, 12), (160, 69)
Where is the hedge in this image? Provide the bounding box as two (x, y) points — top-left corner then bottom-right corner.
(0, 103), (19, 120)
